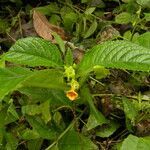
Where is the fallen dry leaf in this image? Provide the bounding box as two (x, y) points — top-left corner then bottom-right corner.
(33, 10), (68, 42)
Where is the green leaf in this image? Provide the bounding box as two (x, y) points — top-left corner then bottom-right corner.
(135, 32), (150, 49)
(22, 129), (40, 140)
(19, 87), (72, 106)
(115, 12), (132, 24)
(77, 40), (150, 76)
(26, 116), (57, 140)
(122, 98), (138, 124)
(93, 66), (110, 79)
(136, 0), (150, 8)
(58, 129), (98, 150)
(144, 13), (150, 21)
(0, 59), (5, 68)
(35, 3), (59, 16)
(27, 139), (43, 150)
(65, 48), (73, 66)
(22, 100), (51, 123)
(3, 37), (62, 67)
(85, 7), (96, 15)
(120, 135), (150, 150)
(0, 67), (32, 100)
(96, 121), (120, 138)
(5, 133), (18, 150)
(62, 12), (78, 31)
(7, 100), (19, 120)
(81, 86), (107, 130)
(52, 32), (66, 54)
(22, 69), (66, 90)
(84, 20), (97, 38)
(0, 19), (9, 34)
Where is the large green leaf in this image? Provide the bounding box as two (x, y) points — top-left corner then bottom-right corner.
(58, 129), (98, 150)
(22, 69), (66, 90)
(120, 134), (150, 150)
(77, 41), (150, 76)
(3, 37), (62, 67)
(0, 67), (32, 100)
(19, 87), (72, 106)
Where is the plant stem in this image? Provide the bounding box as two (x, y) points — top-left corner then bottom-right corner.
(45, 121), (74, 150)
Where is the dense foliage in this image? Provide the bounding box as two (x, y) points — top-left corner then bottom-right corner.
(0, 0), (150, 150)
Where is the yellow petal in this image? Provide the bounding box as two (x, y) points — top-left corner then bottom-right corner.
(66, 89), (78, 101)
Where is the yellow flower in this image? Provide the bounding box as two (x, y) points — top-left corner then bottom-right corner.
(66, 89), (78, 101)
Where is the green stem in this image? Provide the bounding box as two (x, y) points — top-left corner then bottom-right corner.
(45, 121), (74, 150)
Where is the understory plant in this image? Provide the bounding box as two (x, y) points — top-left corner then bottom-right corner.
(0, 36), (150, 150)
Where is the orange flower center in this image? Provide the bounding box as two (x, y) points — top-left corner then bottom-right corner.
(66, 89), (78, 101)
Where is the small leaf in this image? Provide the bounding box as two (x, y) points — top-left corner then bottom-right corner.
(5, 133), (18, 150)
(84, 20), (97, 38)
(122, 98), (138, 123)
(7, 100), (19, 120)
(62, 12), (78, 31)
(136, 0), (150, 8)
(22, 101), (51, 123)
(22, 129), (40, 140)
(96, 121), (120, 138)
(26, 116), (57, 140)
(0, 19), (9, 34)
(81, 86), (107, 130)
(52, 32), (66, 54)
(3, 37), (63, 67)
(115, 12), (132, 24)
(27, 139), (43, 150)
(85, 7), (96, 15)
(135, 32), (150, 49)
(35, 3), (59, 16)
(65, 48), (73, 66)
(144, 13), (150, 21)
(93, 66), (110, 79)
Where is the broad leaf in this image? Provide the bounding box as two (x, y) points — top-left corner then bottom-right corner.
(120, 134), (150, 150)
(77, 40), (150, 76)
(58, 129), (98, 150)
(0, 67), (32, 100)
(3, 37), (63, 67)
(22, 69), (66, 90)
(115, 12), (132, 24)
(19, 87), (72, 106)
